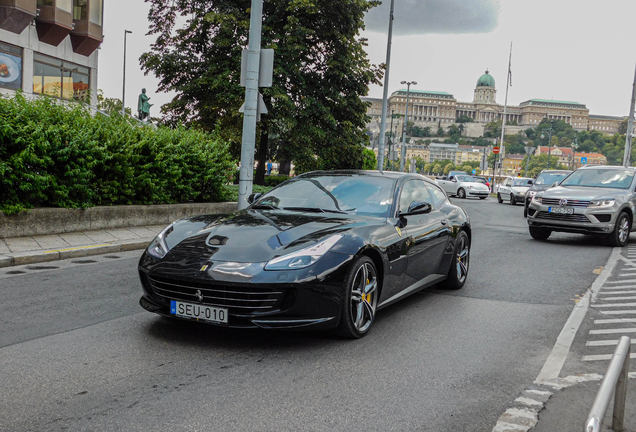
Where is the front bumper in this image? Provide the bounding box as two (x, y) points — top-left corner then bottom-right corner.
(138, 250), (354, 331)
(466, 189), (489, 197)
(526, 202), (617, 235)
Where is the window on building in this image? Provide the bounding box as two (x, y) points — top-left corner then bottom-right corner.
(0, 43), (22, 91)
(33, 53), (90, 101)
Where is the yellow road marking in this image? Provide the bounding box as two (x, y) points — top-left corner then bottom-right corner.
(43, 244), (112, 253)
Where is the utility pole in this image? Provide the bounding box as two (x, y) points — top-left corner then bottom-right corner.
(623, 64), (636, 167)
(400, 81), (416, 172)
(498, 42), (512, 183)
(376, 0), (395, 171)
(121, 29), (132, 116)
(237, 0), (263, 209)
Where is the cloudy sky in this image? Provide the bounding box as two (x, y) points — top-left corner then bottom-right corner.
(100, 0), (636, 118)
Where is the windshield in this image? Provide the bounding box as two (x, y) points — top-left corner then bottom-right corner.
(455, 175), (477, 183)
(512, 178), (533, 187)
(560, 168), (635, 189)
(535, 172), (570, 185)
(473, 177), (488, 184)
(253, 174), (396, 217)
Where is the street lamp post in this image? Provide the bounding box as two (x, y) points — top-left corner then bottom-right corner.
(571, 134), (579, 170)
(541, 120), (554, 169)
(122, 29), (132, 116)
(400, 81), (416, 172)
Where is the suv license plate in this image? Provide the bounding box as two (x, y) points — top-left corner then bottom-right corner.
(170, 300), (228, 324)
(548, 207), (574, 215)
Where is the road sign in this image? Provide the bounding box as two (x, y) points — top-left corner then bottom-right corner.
(472, 169), (476, 175)
(581, 157), (588, 165)
(524, 146), (534, 155)
(493, 146), (500, 154)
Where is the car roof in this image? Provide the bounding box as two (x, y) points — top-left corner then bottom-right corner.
(540, 169), (572, 173)
(298, 169), (422, 180)
(576, 165), (636, 171)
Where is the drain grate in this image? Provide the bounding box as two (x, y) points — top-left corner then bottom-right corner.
(104, 255), (121, 259)
(71, 260), (98, 264)
(25, 265), (59, 270)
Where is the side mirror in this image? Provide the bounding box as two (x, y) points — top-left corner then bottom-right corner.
(401, 201), (432, 216)
(247, 192), (262, 204)
(551, 182), (559, 187)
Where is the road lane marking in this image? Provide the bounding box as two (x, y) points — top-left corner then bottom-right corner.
(593, 302), (636, 308)
(590, 327), (636, 334)
(583, 353), (636, 361)
(534, 247), (620, 383)
(587, 339), (636, 346)
(594, 318), (636, 324)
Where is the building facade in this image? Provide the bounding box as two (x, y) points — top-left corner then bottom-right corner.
(0, 0), (103, 106)
(363, 71), (625, 142)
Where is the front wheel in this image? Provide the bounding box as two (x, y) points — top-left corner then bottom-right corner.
(607, 212), (631, 247)
(457, 188), (466, 199)
(497, 193), (503, 204)
(529, 226), (551, 240)
(509, 194), (515, 205)
(335, 256), (379, 338)
(439, 231), (470, 290)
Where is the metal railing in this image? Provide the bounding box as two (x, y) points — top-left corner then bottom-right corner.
(584, 336), (631, 432)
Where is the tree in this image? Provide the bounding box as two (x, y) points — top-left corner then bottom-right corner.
(437, 126), (444, 137)
(484, 119), (502, 138)
(140, 0), (382, 180)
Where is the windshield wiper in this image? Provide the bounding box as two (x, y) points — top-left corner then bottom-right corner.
(283, 206), (352, 214)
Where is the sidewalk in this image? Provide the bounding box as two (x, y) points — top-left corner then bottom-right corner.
(0, 225), (164, 267)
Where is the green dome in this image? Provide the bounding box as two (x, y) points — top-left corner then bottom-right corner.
(476, 70), (495, 87)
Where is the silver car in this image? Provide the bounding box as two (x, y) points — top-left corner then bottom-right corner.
(526, 165), (636, 246)
(497, 176), (534, 205)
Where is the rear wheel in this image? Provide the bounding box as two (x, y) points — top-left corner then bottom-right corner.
(335, 256), (379, 338)
(439, 231), (470, 290)
(607, 212), (631, 247)
(509, 194), (515, 205)
(529, 226), (551, 240)
(497, 193), (503, 203)
(457, 188), (466, 199)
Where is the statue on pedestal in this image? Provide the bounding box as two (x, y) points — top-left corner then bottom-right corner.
(137, 88), (153, 121)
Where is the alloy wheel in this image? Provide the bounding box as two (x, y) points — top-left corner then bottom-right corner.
(618, 215), (630, 244)
(454, 234), (469, 283)
(349, 262), (378, 333)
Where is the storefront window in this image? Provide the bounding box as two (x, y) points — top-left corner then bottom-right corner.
(89, 0), (102, 25)
(33, 53), (90, 101)
(57, 0), (72, 13)
(0, 43), (23, 91)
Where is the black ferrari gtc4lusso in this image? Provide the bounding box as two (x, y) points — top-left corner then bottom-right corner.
(138, 170), (471, 338)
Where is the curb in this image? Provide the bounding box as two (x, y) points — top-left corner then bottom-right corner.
(0, 238), (152, 268)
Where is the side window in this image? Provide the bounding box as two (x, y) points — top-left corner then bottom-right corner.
(399, 180), (432, 214)
(505, 178), (512, 187)
(426, 183), (447, 208)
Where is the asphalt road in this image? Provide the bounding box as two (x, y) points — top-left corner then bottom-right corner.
(0, 198), (613, 432)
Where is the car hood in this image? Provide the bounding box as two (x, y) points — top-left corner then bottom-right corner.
(511, 186), (530, 193)
(528, 184), (552, 193)
(541, 185), (629, 201)
(164, 210), (367, 263)
(460, 182), (489, 191)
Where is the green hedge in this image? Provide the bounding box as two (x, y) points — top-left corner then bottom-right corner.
(0, 93), (235, 214)
(264, 174), (290, 187)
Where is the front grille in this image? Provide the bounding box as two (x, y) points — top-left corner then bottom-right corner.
(542, 198), (589, 208)
(536, 211), (590, 223)
(594, 214), (612, 222)
(146, 275), (287, 314)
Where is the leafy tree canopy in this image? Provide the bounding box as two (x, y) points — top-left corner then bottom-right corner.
(140, 0), (382, 174)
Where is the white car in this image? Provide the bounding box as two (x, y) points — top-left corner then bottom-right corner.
(497, 176), (534, 205)
(436, 174), (490, 199)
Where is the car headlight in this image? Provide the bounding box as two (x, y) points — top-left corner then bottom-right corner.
(265, 234), (343, 270)
(528, 191), (536, 198)
(147, 224), (175, 259)
(532, 194), (543, 204)
(589, 199), (615, 208)
(467, 185), (475, 189)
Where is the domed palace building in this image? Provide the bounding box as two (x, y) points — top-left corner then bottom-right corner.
(363, 70), (624, 141)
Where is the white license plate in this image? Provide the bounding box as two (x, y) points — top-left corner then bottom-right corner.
(170, 300), (228, 324)
(548, 207), (574, 215)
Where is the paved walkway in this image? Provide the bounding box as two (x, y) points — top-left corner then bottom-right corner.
(0, 225), (164, 267)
